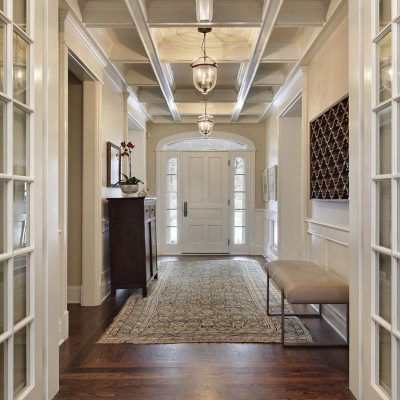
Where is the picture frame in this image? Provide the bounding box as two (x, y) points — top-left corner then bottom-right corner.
(262, 169), (269, 201)
(107, 141), (121, 187)
(267, 165), (278, 201)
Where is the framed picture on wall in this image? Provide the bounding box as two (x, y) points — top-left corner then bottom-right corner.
(262, 169), (269, 201)
(267, 165), (278, 201)
(107, 141), (121, 187)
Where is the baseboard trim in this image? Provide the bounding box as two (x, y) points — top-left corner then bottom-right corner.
(67, 285), (82, 304)
(101, 279), (111, 303)
(58, 309), (69, 345)
(312, 304), (347, 340)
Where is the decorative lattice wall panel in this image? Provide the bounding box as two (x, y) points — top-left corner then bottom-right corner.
(310, 96), (349, 200)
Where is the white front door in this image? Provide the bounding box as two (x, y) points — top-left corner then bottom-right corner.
(182, 152), (229, 253)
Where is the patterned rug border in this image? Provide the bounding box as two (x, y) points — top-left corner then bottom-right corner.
(98, 259), (312, 345)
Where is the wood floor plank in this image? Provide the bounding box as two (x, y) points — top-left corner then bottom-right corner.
(55, 256), (355, 400)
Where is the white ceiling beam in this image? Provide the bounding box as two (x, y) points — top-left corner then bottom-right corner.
(174, 89), (238, 103)
(231, 0), (284, 121)
(196, 0), (213, 23)
(150, 115), (263, 124)
(124, 0), (180, 121)
(275, 0), (327, 27)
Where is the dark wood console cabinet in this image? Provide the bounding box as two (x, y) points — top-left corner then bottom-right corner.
(108, 197), (158, 297)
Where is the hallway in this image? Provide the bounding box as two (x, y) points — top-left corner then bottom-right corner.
(55, 257), (354, 400)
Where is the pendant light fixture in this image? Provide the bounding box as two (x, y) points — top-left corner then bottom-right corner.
(191, 27), (217, 95)
(197, 102), (214, 136)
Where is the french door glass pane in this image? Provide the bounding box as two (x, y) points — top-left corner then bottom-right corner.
(0, 180), (6, 254)
(13, 181), (28, 249)
(378, 253), (391, 323)
(13, 254), (28, 325)
(0, 23), (5, 94)
(377, 180), (391, 248)
(13, 107), (28, 176)
(0, 100), (6, 174)
(0, 261), (5, 334)
(398, 261), (400, 331)
(0, 341), (5, 400)
(378, 325), (392, 397)
(378, 32), (392, 103)
(379, 0), (391, 31)
(377, 107), (391, 175)
(13, 326), (28, 398)
(13, 32), (28, 104)
(13, 0), (27, 32)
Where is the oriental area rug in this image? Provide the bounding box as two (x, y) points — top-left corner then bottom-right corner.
(98, 259), (312, 344)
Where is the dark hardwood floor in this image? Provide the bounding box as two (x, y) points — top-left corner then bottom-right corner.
(54, 256), (356, 400)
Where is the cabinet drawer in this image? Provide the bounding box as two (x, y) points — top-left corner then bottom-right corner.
(144, 205), (151, 219)
(150, 205), (156, 217)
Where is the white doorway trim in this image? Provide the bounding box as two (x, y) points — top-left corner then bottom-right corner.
(58, 13), (105, 344)
(156, 131), (256, 152)
(156, 132), (256, 255)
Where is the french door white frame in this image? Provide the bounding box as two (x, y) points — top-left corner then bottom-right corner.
(360, 1), (400, 399)
(156, 135), (256, 255)
(0, 0), (43, 399)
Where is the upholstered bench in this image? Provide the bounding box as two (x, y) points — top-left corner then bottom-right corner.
(264, 260), (349, 346)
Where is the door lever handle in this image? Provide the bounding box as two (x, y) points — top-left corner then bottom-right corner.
(183, 201), (188, 217)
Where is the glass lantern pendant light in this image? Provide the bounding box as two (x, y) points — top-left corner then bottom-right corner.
(191, 27), (218, 95)
(197, 102), (214, 136)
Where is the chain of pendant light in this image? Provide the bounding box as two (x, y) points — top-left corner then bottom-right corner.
(191, 28), (218, 136)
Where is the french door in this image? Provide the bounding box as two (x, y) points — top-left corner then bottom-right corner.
(182, 152), (229, 253)
(0, 1), (39, 399)
(366, 1), (400, 399)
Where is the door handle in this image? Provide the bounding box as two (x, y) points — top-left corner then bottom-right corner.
(183, 201), (188, 217)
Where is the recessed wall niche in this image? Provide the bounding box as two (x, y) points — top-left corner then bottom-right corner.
(310, 96), (349, 200)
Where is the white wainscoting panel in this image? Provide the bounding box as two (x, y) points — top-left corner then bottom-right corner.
(67, 286), (82, 304)
(306, 218), (349, 339)
(254, 209), (265, 255)
(101, 218), (111, 302)
(264, 206), (278, 260)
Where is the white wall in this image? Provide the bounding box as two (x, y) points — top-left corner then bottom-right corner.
(307, 16), (349, 226)
(264, 17), (350, 338)
(128, 130), (147, 186)
(67, 72), (83, 301)
(100, 73), (127, 301)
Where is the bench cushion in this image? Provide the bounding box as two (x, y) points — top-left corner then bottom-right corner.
(265, 260), (349, 304)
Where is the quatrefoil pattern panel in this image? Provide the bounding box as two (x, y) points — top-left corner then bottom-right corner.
(310, 97), (349, 200)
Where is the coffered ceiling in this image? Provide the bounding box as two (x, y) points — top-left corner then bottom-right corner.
(78, 0), (342, 123)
